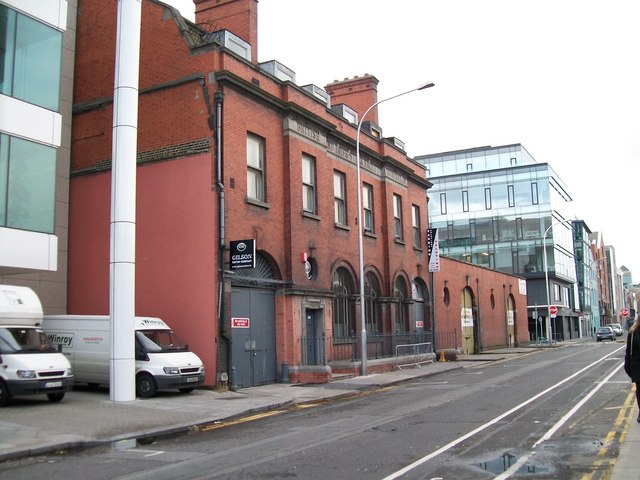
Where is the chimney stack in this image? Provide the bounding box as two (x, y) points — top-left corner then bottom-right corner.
(194, 0), (258, 62)
(325, 75), (380, 124)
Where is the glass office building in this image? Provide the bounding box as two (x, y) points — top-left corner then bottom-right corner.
(0, 0), (72, 313)
(416, 144), (582, 340)
(0, 0), (66, 271)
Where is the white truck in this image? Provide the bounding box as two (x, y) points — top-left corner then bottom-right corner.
(43, 315), (206, 397)
(0, 285), (74, 407)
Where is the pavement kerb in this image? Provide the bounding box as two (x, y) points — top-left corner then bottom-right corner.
(129, 362), (468, 443)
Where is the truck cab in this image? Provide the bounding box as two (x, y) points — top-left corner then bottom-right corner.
(0, 286), (74, 407)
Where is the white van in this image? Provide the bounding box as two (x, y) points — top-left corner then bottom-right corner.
(0, 286), (74, 407)
(43, 315), (205, 397)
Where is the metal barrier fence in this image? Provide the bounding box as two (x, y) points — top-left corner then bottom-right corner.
(395, 342), (435, 370)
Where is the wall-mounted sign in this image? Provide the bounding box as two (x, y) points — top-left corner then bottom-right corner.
(232, 317), (250, 328)
(461, 307), (473, 327)
(305, 260), (313, 280)
(230, 239), (255, 269)
(427, 228), (440, 272)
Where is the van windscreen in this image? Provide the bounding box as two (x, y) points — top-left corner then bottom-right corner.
(135, 330), (188, 353)
(0, 327), (57, 354)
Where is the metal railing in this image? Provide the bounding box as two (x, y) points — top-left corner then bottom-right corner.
(299, 330), (460, 365)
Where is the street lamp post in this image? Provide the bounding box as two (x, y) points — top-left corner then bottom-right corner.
(542, 218), (573, 345)
(356, 81), (435, 376)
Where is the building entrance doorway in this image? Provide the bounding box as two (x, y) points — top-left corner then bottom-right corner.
(229, 253), (277, 388)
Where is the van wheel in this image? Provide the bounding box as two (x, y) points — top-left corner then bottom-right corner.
(136, 373), (157, 398)
(178, 387), (194, 394)
(0, 380), (10, 407)
(47, 392), (65, 403)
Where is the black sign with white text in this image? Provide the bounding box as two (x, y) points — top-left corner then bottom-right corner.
(230, 239), (256, 269)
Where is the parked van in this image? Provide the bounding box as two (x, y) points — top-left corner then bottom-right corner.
(0, 286), (74, 407)
(43, 315), (205, 397)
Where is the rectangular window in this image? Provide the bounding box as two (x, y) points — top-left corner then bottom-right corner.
(492, 217), (499, 240)
(462, 190), (469, 212)
(393, 194), (403, 240)
(553, 284), (561, 302)
(412, 205), (421, 248)
(508, 185), (515, 207)
(0, 134), (56, 233)
(484, 188), (492, 209)
(333, 171), (346, 225)
(466, 162), (473, 172)
(363, 183), (374, 233)
(531, 182), (539, 205)
(247, 134), (265, 201)
(516, 217), (523, 240)
(302, 154), (316, 214)
(439, 192), (447, 214)
(0, 6), (62, 111)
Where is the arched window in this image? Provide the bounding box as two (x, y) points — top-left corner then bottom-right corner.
(413, 279), (432, 330)
(443, 287), (451, 306)
(364, 272), (382, 334)
(231, 252), (275, 287)
(332, 268), (355, 338)
(394, 277), (410, 333)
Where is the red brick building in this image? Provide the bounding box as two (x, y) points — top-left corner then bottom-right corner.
(69, 0), (527, 389)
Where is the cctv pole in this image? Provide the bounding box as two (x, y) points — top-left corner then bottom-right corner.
(110, 0), (141, 402)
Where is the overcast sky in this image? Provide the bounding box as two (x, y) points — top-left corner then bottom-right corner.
(165, 0), (640, 282)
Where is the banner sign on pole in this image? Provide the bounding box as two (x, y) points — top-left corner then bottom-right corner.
(230, 239), (256, 269)
(427, 228), (440, 272)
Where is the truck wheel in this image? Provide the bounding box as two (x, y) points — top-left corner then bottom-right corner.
(0, 380), (10, 407)
(47, 392), (65, 403)
(178, 387), (194, 394)
(136, 373), (157, 398)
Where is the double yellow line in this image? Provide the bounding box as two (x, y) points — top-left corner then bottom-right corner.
(581, 387), (636, 480)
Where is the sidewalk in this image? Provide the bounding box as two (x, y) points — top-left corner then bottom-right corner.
(0, 344), (636, 479)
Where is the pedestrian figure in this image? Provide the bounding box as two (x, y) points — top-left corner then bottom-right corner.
(624, 315), (640, 423)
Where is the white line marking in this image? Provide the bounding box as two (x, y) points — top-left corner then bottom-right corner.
(144, 451), (164, 458)
(532, 362), (624, 448)
(381, 346), (625, 480)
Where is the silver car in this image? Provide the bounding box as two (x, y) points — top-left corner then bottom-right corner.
(609, 323), (623, 336)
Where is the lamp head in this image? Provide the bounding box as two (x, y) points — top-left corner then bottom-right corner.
(417, 81), (435, 90)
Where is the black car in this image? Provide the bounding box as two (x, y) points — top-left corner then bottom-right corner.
(596, 326), (615, 342)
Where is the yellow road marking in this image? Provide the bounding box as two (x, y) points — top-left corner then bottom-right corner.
(581, 388), (636, 480)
